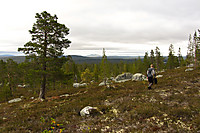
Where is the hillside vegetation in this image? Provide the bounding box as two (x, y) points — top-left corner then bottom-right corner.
(0, 66), (199, 132)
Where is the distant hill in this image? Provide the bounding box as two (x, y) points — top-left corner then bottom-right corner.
(0, 55), (186, 64)
(0, 56), (26, 63)
(0, 55), (139, 64)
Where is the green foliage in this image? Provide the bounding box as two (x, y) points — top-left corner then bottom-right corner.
(18, 11), (71, 99)
(155, 47), (165, 71)
(186, 34), (195, 65)
(62, 56), (80, 83)
(167, 44), (179, 69)
(100, 48), (110, 81)
(143, 52), (150, 72)
(0, 60), (6, 84)
(42, 118), (65, 133)
(93, 64), (99, 82)
(177, 47), (186, 67)
(0, 84), (12, 101)
(135, 103), (161, 119)
(81, 68), (92, 82)
(150, 49), (155, 64)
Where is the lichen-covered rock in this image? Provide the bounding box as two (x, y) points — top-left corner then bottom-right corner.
(8, 98), (22, 103)
(156, 75), (163, 78)
(115, 73), (133, 82)
(80, 106), (102, 117)
(185, 68), (194, 72)
(187, 64), (194, 67)
(99, 81), (107, 86)
(73, 83), (87, 88)
(132, 73), (147, 81)
(60, 94), (69, 97)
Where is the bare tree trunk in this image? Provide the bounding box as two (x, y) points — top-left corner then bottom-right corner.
(39, 32), (47, 100)
(53, 79), (56, 90)
(39, 74), (46, 99)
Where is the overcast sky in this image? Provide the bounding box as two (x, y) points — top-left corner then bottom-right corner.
(0, 0), (200, 56)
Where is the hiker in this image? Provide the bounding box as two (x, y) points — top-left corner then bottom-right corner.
(147, 64), (156, 89)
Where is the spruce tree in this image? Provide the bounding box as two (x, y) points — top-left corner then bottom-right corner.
(150, 50), (155, 64)
(143, 52), (150, 72)
(101, 48), (108, 85)
(177, 47), (185, 67)
(193, 30), (200, 66)
(155, 46), (164, 71)
(0, 60), (6, 86)
(93, 64), (99, 82)
(167, 44), (178, 69)
(186, 34), (194, 65)
(5, 59), (19, 96)
(18, 11), (71, 99)
(136, 56), (143, 73)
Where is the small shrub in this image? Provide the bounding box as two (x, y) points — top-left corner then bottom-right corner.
(42, 118), (65, 133)
(0, 85), (12, 101)
(135, 103), (160, 119)
(169, 107), (192, 120)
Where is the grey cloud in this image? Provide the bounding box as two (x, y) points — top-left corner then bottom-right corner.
(68, 42), (124, 51)
(67, 0), (200, 47)
(1, 0), (199, 56)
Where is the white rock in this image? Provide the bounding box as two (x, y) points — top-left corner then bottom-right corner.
(99, 81), (107, 86)
(30, 97), (34, 100)
(80, 106), (95, 116)
(60, 94), (69, 97)
(73, 83), (87, 88)
(73, 83), (80, 88)
(18, 84), (25, 88)
(185, 68), (194, 72)
(8, 98), (22, 103)
(80, 106), (101, 117)
(156, 75), (163, 78)
(17, 84), (29, 88)
(132, 73), (147, 81)
(80, 83), (87, 87)
(187, 64), (194, 67)
(115, 79), (131, 83)
(115, 73), (133, 82)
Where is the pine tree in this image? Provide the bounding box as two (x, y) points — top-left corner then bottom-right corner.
(143, 52), (150, 72)
(136, 56), (143, 73)
(123, 63), (128, 73)
(93, 64), (99, 82)
(5, 59), (19, 96)
(101, 48), (108, 85)
(193, 30), (200, 66)
(155, 46), (164, 71)
(18, 11), (71, 99)
(186, 34), (195, 65)
(132, 63), (137, 74)
(177, 47), (185, 67)
(0, 60), (6, 86)
(62, 56), (78, 83)
(167, 44), (178, 69)
(150, 50), (155, 64)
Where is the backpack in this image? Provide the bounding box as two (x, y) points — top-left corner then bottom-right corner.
(147, 68), (154, 78)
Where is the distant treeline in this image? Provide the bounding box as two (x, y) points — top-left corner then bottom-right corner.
(0, 55), (185, 64)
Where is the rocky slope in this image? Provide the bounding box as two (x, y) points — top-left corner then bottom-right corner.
(0, 66), (199, 132)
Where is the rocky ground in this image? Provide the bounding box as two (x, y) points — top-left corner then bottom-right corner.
(0, 66), (200, 132)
